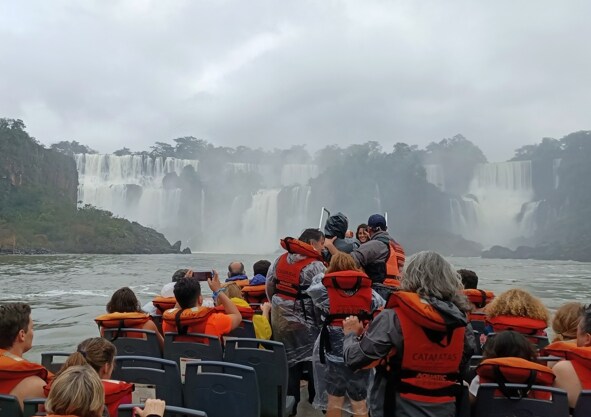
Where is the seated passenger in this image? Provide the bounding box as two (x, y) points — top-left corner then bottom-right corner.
(44, 337), (133, 417)
(226, 261), (249, 286)
(0, 302), (50, 407)
(469, 331), (553, 403)
(343, 251), (475, 417)
(148, 269), (190, 315)
(543, 306), (591, 409)
(485, 288), (549, 340)
(95, 287), (164, 351)
(45, 365), (165, 417)
(459, 269), (494, 330)
(242, 259), (271, 305)
(162, 271), (242, 338)
(308, 253), (384, 417)
(552, 301), (584, 343)
(219, 283), (272, 340)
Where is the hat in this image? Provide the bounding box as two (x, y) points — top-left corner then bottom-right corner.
(367, 214), (387, 229)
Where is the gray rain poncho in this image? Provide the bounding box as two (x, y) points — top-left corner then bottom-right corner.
(266, 253), (326, 366)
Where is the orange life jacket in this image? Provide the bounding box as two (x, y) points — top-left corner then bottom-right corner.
(0, 350), (52, 394)
(319, 270), (373, 363)
(94, 312), (151, 330)
(486, 315), (547, 336)
(384, 292), (465, 412)
(152, 296), (177, 314)
(274, 237), (324, 301)
(477, 357), (555, 399)
(241, 284), (268, 305)
(541, 342), (591, 389)
(226, 278), (249, 288)
(463, 289), (495, 309)
(366, 236), (405, 282)
(162, 306), (216, 335)
(383, 278), (401, 288)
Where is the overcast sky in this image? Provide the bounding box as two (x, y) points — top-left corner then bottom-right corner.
(1, 1), (590, 162)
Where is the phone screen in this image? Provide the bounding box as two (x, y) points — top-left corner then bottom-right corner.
(192, 271), (213, 281)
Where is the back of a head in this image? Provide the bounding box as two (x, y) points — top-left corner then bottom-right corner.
(367, 214), (387, 232)
(458, 269), (479, 290)
(483, 331), (537, 361)
(401, 251), (466, 309)
(0, 302), (31, 349)
(487, 288), (549, 322)
(174, 277), (201, 309)
(46, 365), (104, 417)
(106, 287), (141, 313)
(298, 228), (324, 244)
(253, 259), (271, 277)
(228, 261), (245, 277)
(552, 302), (584, 342)
(326, 252), (360, 274)
(222, 282), (243, 299)
(172, 269), (188, 283)
(62, 337), (116, 375)
(323, 212), (349, 239)
(577, 306), (591, 347)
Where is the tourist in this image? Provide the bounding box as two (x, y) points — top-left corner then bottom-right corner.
(308, 253), (384, 417)
(45, 365), (165, 417)
(161, 271), (242, 338)
(217, 282), (272, 340)
(226, 261), (249, 286)
(266, 228), (327, 414)
(552, 301), (584, 343)
(45, 337), (133, 417)
(343, 251), (475, 417)
(322, 212), (358, 262)
(0, 302), (50, 406)
(251, 259), (271, 285)
(97, 287), (164, 350)
(241, 260), (271, 305)
(355, 224), (369, 244)
(144, 268), (190, 315)
(458, 269), (479, 289)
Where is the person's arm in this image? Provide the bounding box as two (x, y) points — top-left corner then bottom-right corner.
(265, 258), (279, 299)
(343, 309), (401, 370)
(208, 271), (241, 330)
(323, 236), (339, 256)
(552, 360), (582, 409)
(261, 302), (271, 321)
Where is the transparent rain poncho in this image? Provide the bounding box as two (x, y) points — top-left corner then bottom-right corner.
(307, 272), (384, 415)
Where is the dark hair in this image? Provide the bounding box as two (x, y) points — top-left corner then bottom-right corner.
(253, 260), (271, 277)
(106, 287), (141, 313)
(172, 269), (188, 282)
(356, 224), (368, 234)
(483, 331), (537, 361)
(0, 303), (31, 349)
(174, 277), (202, 309)
(458, 269), (479, 290)
(60, 337), (116, 375)
(580, 306), (591, 335)
(298, 228), (324, 244)
(228, 262), (245, 275)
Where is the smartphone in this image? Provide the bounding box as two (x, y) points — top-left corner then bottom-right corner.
(192, 270), (213, 281)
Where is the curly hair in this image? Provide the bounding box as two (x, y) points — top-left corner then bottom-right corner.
(552, 302), (584, 342)
(326, 252), (362, 274)
(486, 288), (549, 322)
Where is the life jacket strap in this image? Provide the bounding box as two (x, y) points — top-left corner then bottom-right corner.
(475, 289), (488, 308)
(493, 366), (537, 399)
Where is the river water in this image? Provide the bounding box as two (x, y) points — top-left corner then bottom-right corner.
(0, 253), (590, 363)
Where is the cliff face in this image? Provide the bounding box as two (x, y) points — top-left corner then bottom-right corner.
(0, 119), (77, 204)
(0, 118), (178, 254)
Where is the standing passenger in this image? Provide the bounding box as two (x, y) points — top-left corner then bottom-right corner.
(343, 252), (475, 417)
(266, 228), (327, 415)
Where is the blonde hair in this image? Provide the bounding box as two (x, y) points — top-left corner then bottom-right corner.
(217, 282), (244, 306)
(45, 365), (104, 417)
(60, 337), (116, 375)
(552, 302), (584, 342)
(326, 253), (361, 274)
(486, 288), (549, 322)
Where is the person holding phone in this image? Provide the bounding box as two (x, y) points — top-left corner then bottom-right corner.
(161, 270), (242, 338)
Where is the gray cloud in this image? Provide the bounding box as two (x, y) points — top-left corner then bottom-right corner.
(1, 0), (590, 161)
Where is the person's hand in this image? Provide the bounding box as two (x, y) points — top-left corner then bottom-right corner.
(261, 302), (271, 315)
(185, 269), (193, 278)
(324, 236), (337, 249)
(208, 270), (222, 292)
(343, 315), (363, 336)
(133, 399), (165, 417)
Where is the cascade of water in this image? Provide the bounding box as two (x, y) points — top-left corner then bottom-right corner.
(518, 201), (541, 238)
(424, 164), (445, 190)
(374, 183), (382, 213)
(280, 164), (319, 186)
(240, 189), (280, 253)
(553, 158), (562, 189)
(75, 154), (199, 231)
(451, 161), (534, 246)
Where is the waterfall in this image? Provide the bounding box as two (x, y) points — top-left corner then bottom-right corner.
(424, 164), (445, 190)
(553, 158), (561, 189)
(449, 161), (534, 246)
(280, 164), (319, 186)
(518, 201), (541, 238)
(75, 154), (199, 231)
(240, 189), (280, 253)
